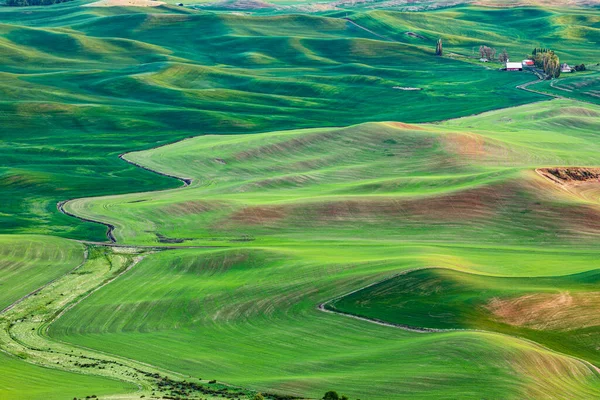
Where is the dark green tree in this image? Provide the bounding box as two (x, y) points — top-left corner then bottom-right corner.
(435, 38), (443, 56)
(323, 391), (340, 400)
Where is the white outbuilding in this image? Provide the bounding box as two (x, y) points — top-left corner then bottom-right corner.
(505, 62), (523, 71)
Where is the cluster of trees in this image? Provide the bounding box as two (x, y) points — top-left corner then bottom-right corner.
(5, 0), (72, 6)
(498, 49), (510, 63)
(532, 48), (561, 79)
(478, 45), (511, 62)
(479, 45), (496, 60)
(574, 63), (586, 72)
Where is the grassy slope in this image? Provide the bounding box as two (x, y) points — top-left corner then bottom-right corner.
(347, 6), (600, 63)
(532, 69), (600, 104)
(52, 99), (600, 399)
(64, 99), (600, 247)
(50, 247), (600, 399)
(0, 235), (84, 310)
(3, 2), (600, 399)
(0, 235), (136, 400)
(0, 352), (135, 400)
(0, 1), (556, 240)
(329, 267), (600, 366)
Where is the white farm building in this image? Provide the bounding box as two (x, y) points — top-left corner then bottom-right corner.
(504, 62), (523, 71)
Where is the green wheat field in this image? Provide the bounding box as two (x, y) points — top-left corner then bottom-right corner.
(1, 0), (600, 399)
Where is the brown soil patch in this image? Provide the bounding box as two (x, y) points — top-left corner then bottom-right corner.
(443, 132), (487, 160)
(537, 167), (600, 186)
(488, 291), (600, 331)
(549, 107), (600, 118)
(562, 204), (600, 233)
(313, 186), (501, 222)
(226, 184), (508, 227)
(228, 205), (287, 225)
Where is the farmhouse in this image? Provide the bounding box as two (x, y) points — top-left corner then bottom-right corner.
(480, 58), (489, 62)
(522, 60), (535, 66)
(504, 61), (523, 71)
(561, 63), (573, 73)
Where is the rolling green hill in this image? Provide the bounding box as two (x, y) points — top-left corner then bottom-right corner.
(63, 100), (600, 248)
(2, 1), (600, 399)
(1, 0), (568, 241)
(49, 246), (600, 399)
(51, 99), (600, 399)
(329, 267), (600, 366)
(0, 235), (137, 399)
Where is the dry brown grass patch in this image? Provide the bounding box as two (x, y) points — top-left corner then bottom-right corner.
(228, 205), (288, 225)
(488, 291), (600, 331)
(161, 200), (222, 216)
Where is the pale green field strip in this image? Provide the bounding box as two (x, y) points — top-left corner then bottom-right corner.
(0, 351), (134, 400)
(0, 236), (137, 399)
(0, 235), (84, 310)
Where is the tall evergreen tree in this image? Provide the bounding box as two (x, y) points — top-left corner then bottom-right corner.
(435, 38), (443, 56)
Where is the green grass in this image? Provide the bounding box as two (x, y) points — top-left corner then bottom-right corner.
(0, 351), (135, 400)
(329, 267), (600, 366)
(0, 235), (84, 310)
(0, 1), (558, 240)
(531, 69), (600, 104)
(3, 2), (600, 399)
(51, 99), (600, 399)
(49, 246), (600, 399)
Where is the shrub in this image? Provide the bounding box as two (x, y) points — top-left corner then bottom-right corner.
(323, 391), (339, 400)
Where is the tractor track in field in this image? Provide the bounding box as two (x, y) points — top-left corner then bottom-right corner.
(318, 267), (600, 375)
